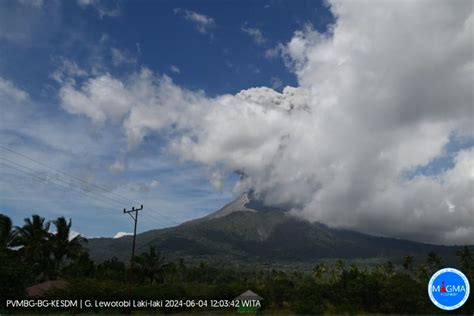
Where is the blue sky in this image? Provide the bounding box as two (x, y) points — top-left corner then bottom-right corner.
(0, 0), (333, 97)
(0, 0), (333, 238)
(1, 0), (472, 245)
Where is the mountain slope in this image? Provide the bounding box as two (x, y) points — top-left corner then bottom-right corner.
(87, 194), (469, 265)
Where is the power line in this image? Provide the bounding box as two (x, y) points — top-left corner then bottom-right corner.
(0, 150), (180, 226)
(0, 145), (136, 206)
(146, 208), (180, 225)
(0, 156), (127, 208)
(0, 161), (122, 212)
(142, 209), (179, 226)
(0, 161), (168, 227)
(0, 146), (181, 226)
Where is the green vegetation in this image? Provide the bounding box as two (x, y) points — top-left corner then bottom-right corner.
(86, 206), (467, 266)
(1, 213), (473, 314)
(0, 213), (87, 297)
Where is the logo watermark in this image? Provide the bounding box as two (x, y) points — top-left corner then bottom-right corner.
(428, 268), (470, 310)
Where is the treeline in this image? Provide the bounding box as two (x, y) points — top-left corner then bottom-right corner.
(1, 213), (473, 314)
(0, 214), (86, 296)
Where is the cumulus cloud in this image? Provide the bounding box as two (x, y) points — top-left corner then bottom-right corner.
(59, 0), (474, 245)
(59, 73), (132, 123)
(241, 25), (266, 45)
(174, 8), (215, 34)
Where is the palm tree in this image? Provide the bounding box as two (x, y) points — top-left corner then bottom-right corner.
(426, 251), (443, 270)
(50, 217), (86, 270)
(15, 214), (52, 277)
(134, 246), (168, 285)
(402, 255), (414, 272)
(0, 214), (17, 250)
(456, 246), (473, 273)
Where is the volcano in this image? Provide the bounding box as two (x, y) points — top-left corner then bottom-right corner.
(87, 193), (469, 266)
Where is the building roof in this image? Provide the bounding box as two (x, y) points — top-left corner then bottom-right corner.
(26, 280), (69, 297)
(234, 290), (263, 301)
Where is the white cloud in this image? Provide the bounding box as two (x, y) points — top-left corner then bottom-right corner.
(109, 159), (125, 173)
(58, 0), (474, 245)
(77, 0), (121, 19)
(113, 231), (132, 239)
(170, 65), (181, 74)
(69, 229), (81, 240)
(126, 179), (161, 193)
(446, 200), (456, 213)
(270, 77), (282, 89)
(174, 8), (215, 34)
(136, 42), (142, 55)
(264, 45), (283, 60)
(149, 179), (160, 188)
(0, 77), (29, 103)
(50, 58), (88, 84)
(111, 47), (136, 66)
(1, 77), (31, 130)
(209, 170), (224, 191)
(59, 73), (132, 123)
(0, 0), (60, 43)
(241, 25), (266, 45)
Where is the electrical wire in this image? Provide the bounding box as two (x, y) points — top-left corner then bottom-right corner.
(0, 161), (174, 229)
(0, 156), (127, 208)
(0, 161), (121, 212)
(0, 145), (181, 226)
(0, 145), (137, 206)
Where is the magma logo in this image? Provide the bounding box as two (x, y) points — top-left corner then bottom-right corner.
(428, 268), (470, 310)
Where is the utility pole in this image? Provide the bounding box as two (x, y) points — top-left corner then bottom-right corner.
(124, 204), (143, 296)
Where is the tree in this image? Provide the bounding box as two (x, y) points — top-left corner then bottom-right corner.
(402, 255), (414, 272)
(15, 214), (52, 278)
(380, 261), (395, 277)
(0, 249), (33, 298)
(97, 256), (126, 280)
(312, 263), (327, 282)
(456, 246), (473, 276)
(0, 213), (16, 250)
(50, 217), (86, 270)
(456, 246), (474, 269)
(176, 258), (187, 282)
(134, 246), (168, 285)
(62, 252), (95, 278)
(328, 259), (345, 282)
(426, 251), (442, 270)
(0, 214), (32, 297)
(268, 271), (294, 309)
